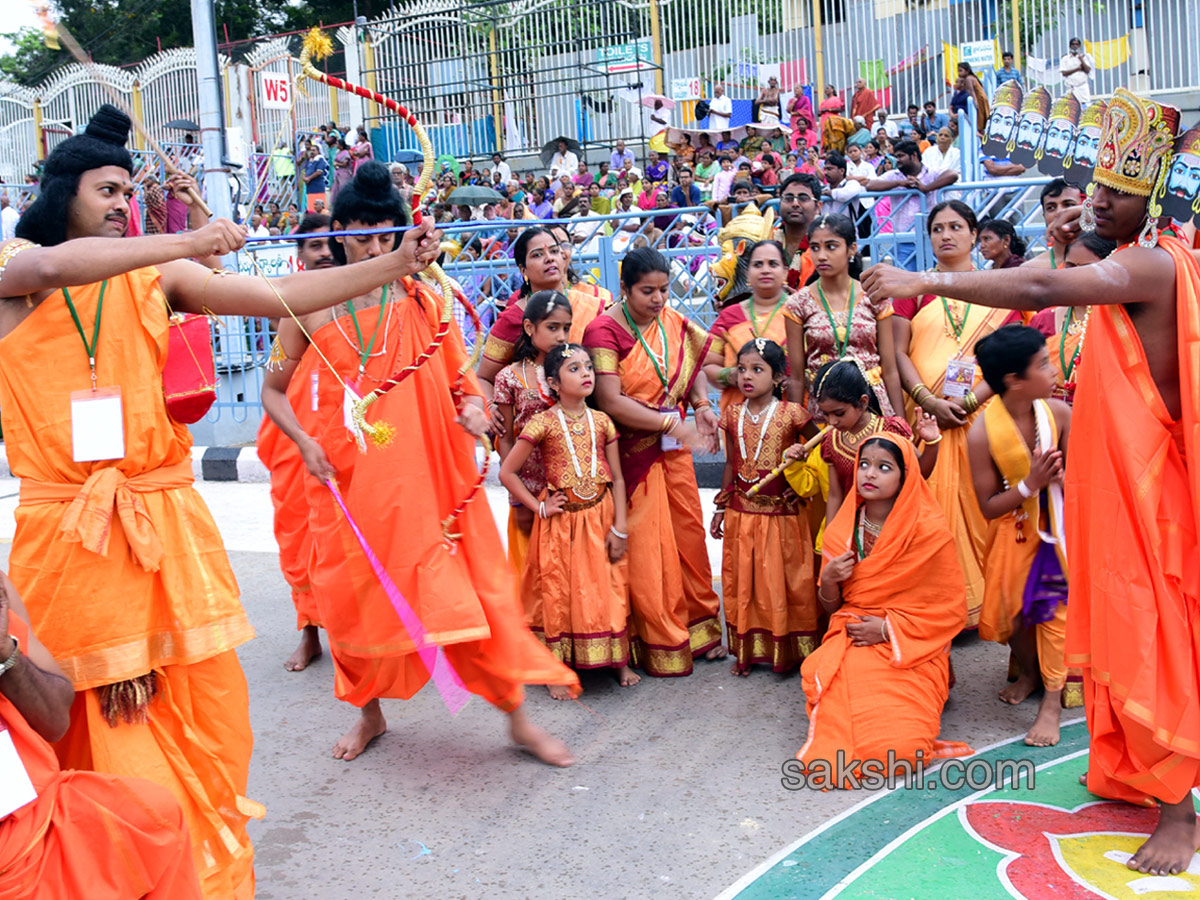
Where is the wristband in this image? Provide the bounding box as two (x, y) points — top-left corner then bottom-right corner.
(1016, 479), (1034, 499)
(0, 635), (20, 677)
(538, 501), (548, 519)
(923, 434), (942, 445)
(609, 526), (628, 539)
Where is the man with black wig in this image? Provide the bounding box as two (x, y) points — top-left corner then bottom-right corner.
(0, 104), (440, 898)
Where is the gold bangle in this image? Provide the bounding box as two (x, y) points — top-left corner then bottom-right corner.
(909, 383), (931, 401)
(923, 434), (943, 445)
(964, 391), (979, 414)
(661, 414), (677, 434)
(202, 268), (228, 307)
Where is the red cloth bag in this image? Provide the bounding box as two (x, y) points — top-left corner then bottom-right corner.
(163, 312), (218, 423)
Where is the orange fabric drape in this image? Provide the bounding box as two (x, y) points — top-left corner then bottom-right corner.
(0, 615), (203, 900)
(798, 435), (971, 780)
(256, 347), (325, 631)
(904, 300), (1006, 626)
(708, 302), (789, 413)
(303, 279), (579, 709)
(0, 268), (257, 899)
(1066, 236), (1200, 807)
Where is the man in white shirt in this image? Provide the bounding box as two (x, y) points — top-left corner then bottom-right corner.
(1060, 37), (1095, 105)
(875, 108), (899, 140)
(822, 152), (864, 219)
(491, 152), (512, 185)
(921, 127), (962, 177)
(549, 139), (580, 179)
(0, 193), (18, 241)
(709, 83), (733, 130)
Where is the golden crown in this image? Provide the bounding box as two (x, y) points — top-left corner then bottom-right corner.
(991, 81), (1022, 111)
(1094, 88), (1181, 196)
(1076, 99), (1107, 131)
(1019, 88), (1051, 119)
(1048, 94), (1080, 125)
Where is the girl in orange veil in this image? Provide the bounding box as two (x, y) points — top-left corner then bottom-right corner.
(797, 434), (971, 785)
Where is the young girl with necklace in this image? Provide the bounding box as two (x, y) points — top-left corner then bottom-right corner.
(783, 214), (904, 416)
(710, 339), (819, 675)
(814, 360), (941, 525)
(500, 344), (636, 697)
(493, 291), (572, 579)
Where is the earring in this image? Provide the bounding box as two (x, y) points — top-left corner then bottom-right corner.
(1079, 184), (1096, 233)
(1137, 216), (1159, 249)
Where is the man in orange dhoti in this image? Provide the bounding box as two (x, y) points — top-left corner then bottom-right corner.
(0, 105), (443, 897)
(262, 163), (578, 764)
(0, 575), (202, 899)
(864, 88), (1200, 876)
(257, 215), (336, 671)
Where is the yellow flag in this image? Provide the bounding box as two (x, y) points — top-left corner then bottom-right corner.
(942, 42), (960, 86)
(1085, 34), (1130, 70)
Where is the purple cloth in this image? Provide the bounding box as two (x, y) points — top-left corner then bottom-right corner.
(1021, 541), (1068, 625)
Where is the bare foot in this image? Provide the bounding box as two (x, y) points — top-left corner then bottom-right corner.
(616, 665), (641, 687)
(1126, 799), (1199, 876)
(509, 705), (574, 767)
(547, 684), (573, 701)
(1079, 771), (1088, 786)
(1024, 690), (1062, 747)
(730, 660), (751, 676)
(705, 644), (729, 661)
(284, 625), (322, 672)
(999, 672), (1040, 705)
(332, 700), (386, 761)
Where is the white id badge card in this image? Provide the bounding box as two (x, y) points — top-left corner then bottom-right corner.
(70, 387), (125, 462)
(0, 724), (37, 819)
(942, 359), (976, 399)
(311, 371), (320, 412)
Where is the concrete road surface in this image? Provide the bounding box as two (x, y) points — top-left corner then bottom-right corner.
(0, 477), (1047, 900)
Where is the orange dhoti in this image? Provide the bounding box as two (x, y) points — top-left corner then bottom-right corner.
(257, 403), (320, 630)
(1066, 237), (1200, 807)
(798, 435), (971, 783)
(303, 280), (579, 710)
(0, 268), (258, 899)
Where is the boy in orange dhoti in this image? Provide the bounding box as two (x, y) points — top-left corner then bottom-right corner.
(0, 105), (443, 898)
(0, 575), (202, 900)
(864, 89), (1200, 876)
(262, 163), (578, 765)
(968, 326), (1074, 748)
(257, 215), (337, 672)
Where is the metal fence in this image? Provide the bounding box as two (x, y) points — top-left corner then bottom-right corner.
(200, 176), (1051, 426)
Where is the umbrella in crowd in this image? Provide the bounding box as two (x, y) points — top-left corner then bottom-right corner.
(163, 118), (200, 131)
(447, 185), (504, 206)
(539, 136), (582, 167)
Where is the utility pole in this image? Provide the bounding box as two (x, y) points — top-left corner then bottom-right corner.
(191, 0), (233, 223)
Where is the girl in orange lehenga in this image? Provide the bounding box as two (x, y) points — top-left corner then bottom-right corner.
(710, 339), (818, 675)
(585, 247), (724, 677)
(493, 290), (572, 590)
(797, 434), (972, 786)
(500, 344), (637, 697)
(891, 200), (1020, 626)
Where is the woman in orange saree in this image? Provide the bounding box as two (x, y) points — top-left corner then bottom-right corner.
(892, 201), (1019, 626)
(586, 247), (724, 676)
(797, 434), (971, 786)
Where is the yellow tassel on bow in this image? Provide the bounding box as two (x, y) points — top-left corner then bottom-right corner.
(302, 28), (335, 62)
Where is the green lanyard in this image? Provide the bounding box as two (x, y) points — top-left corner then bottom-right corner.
(622, 302), (670, 392)
(854, 513), (867, 561)
(62, 281), (108, 390)
(748, 295), (786, 339)
(940, 296), (971, 344)
(346, 285), (389, 375)
(1059, 308), (1081, 382)
(815, 281), (857, 358)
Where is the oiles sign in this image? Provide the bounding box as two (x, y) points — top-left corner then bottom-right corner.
(261, 73), (292, 110)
